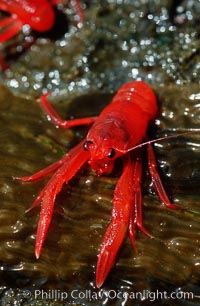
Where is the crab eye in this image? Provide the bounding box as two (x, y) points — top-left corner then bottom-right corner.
(83, 140), (93, 151)
(107, 148), (116, 159)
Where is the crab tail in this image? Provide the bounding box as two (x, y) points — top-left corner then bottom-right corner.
(33, 140), (89, 259)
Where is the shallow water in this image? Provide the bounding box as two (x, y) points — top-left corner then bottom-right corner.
(0, 1), (199, 305)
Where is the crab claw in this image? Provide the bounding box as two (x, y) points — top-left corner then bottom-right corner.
(96, 218), (128, 288)
(96, 149), (152, 287)
(17, 140), (89, 258)
(96, 154), (135, 287)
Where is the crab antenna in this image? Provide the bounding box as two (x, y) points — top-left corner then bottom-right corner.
(118, 130), (200, 154)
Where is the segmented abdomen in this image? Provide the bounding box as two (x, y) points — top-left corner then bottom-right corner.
(112, 81), (158, 121)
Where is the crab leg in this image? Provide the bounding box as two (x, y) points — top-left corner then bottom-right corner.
(16, 93), (97, 181)
(147, 143), (181, 210)
(33, 139), (89, 259)
(17, 158), (66, 182)
(0, 16), (15, 28)
(16, 144), (83, 182)
(0, 17), (22, 43)
(96, 153), (136, 288)
(39, 93), (97, 128)
(128, 149), (152, 251)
